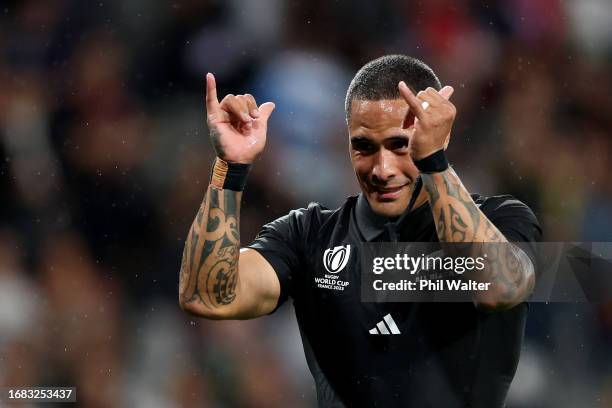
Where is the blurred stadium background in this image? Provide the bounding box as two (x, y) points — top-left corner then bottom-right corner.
(1, 0), (611, 407)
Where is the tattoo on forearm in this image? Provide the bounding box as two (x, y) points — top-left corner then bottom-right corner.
(179, 187), (241, 309)
(422, 168), (534, 304)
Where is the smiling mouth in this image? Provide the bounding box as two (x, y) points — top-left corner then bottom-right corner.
(370, 183), (409, 201)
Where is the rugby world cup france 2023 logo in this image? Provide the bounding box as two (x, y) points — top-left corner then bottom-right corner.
(323, 245), (351, 274)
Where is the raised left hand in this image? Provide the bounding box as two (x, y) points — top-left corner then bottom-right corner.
(398, 82), (455, 161)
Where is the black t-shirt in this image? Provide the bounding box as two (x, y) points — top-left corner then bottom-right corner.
(248, 193), (541, 408)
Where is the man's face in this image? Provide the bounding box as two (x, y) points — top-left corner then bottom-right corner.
(348, 99), (419, 218)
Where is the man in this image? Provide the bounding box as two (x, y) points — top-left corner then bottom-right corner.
(179, 55), (541, 407)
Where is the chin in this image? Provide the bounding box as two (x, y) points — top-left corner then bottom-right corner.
(369, 200), (408, 218)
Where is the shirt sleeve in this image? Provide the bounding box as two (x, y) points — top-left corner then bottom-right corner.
(480, 195), (542, 271)
(247, 208), (308, 312)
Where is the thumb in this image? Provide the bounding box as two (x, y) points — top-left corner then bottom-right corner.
(439, 85), (454, 100)
(258, 102), (275, 123)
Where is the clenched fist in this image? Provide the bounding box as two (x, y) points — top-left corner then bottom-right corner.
(205, 73), (275, 164)
(398, 81), (455, 161)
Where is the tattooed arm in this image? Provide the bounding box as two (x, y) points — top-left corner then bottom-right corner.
(179, 186), (281, 319)
(397, 83), (535, 311)
(179, 73), (280, 319)
(421, 168), (535, 310)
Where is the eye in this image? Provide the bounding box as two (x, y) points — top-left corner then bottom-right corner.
(351, 139), (377, 154)
(387, 138), (409, 151)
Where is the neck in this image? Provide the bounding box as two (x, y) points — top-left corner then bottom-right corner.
(410, 186), (429, 212)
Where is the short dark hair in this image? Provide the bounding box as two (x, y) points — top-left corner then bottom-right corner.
(345, 54), (442, 121)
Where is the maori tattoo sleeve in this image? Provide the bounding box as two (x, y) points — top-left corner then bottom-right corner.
(421, 168), (535, 305)
(179, 186), (241, 310)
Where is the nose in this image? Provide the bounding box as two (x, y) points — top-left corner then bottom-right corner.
(371, 148), (396, 184)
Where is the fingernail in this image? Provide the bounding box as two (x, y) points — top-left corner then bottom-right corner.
(250, 109), (260, 118)
(241, 113), (251, 122)
(399, 81), (406, 88)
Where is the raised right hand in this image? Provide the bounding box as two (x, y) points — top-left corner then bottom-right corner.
(205, 73), (275, 164)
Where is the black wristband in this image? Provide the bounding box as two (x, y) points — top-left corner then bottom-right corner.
(210, 157), (252, 191)
(414, 149), (449, 174)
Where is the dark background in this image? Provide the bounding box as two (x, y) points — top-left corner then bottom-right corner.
(0, 0), (611, 406)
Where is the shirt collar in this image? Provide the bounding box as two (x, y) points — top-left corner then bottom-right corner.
(354, 193), (430, 241)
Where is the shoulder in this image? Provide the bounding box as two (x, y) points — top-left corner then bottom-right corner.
(261, 196), (357, 238)
(472, 194), (538, 221)
(472, 193), (542, 242)
(272, 201), (333, 230)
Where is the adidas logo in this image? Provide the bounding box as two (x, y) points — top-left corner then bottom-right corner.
(369, 314), (401, 335)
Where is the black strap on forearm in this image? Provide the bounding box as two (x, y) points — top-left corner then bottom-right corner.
(210, 157), (252, 191)
(414, 149), (449, 174)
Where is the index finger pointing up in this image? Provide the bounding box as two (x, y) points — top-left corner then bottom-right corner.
(398, 81), (426, 121)
(206, 73), (220, 113)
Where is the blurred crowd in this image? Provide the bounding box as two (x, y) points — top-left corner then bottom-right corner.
(1, 0), (611, 407)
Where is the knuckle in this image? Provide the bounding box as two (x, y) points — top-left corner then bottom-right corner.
(221, 94), (235, 103)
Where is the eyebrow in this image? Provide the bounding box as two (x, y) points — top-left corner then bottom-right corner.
(350, 135), (409, 143)
(385, 135), (409, 143)
(350, 136), (372, 143)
